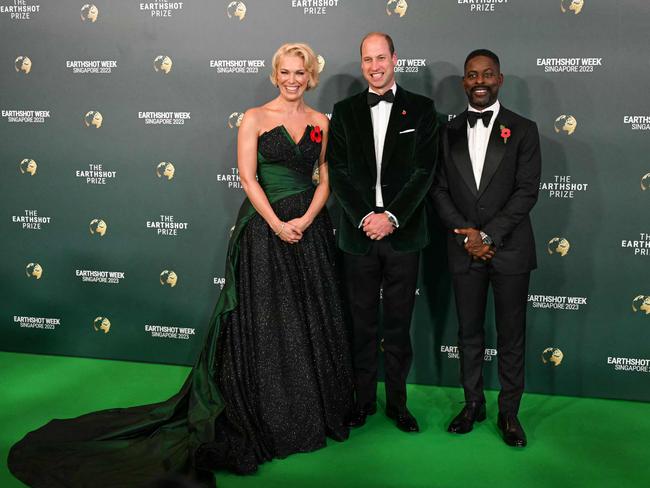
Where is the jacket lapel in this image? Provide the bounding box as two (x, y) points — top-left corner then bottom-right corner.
(449, 111), (478, 197)
(379, 86), (405, 177)
(352, 90), (377, 177)
(477, 109), (508, 198)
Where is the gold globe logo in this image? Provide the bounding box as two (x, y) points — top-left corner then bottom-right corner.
(560, 0), (584, 15)
(386, 0), (408, 17)
(153, 55), (173, 74)
(15, 56), (32, 74)
(641, 172), (650, 191)
(632, 295), (650, 315)
(547, 237), (571, 256)
(227, 1), (246, 20)
(554, 115), (577, 135)
(93, 316), (111, 333)
(89, 218), (108, 237)
(84, 110), (103, 128)
(19, 158), (38, 176)
(156, 162), (175, 180)
(160, 270), (178, 288)
(228, 112), (244, 129)
(25, 262), (43, 280)
(317, 54), (325, 74)
(541, 347), (564, 367)
(80, 4), (99, 22)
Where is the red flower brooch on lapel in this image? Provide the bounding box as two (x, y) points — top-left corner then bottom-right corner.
(310, 125), (322, 143)
(500, 125), (511, 144)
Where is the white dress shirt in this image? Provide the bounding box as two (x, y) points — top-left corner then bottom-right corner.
(359, 83), (399, 227)
(370, 83), (396, 207)
(467, 99), (500, 190)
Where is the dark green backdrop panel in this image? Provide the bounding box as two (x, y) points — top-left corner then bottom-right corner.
(1, 0), (648, 401)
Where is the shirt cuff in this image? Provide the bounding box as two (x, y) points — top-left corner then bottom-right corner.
(465, 232), (490, 244)
(359, 212), (374, 228)
(385, 211), (399, 228)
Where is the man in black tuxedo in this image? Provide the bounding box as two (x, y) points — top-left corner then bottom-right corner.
(327, 32), (437, 433)
(431, 49), (541, 447)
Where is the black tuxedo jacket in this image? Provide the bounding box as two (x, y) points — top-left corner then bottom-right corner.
(327, 85), (438, 255)
(431, 106), (541, 275)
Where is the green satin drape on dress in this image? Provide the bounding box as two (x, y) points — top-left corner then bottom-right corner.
(8, 134), (315, 488)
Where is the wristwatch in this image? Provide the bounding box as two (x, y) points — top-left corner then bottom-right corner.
(387, 214), (398, 227)
(480, 231), (493, 246)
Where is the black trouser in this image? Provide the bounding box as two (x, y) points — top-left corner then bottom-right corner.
(452, 263), (530, 414)
(344, 240), (419, 412)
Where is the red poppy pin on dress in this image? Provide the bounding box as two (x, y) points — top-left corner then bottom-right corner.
(310, 125), (322, 143)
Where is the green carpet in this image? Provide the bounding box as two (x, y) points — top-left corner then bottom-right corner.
(2, 351), (648, 488)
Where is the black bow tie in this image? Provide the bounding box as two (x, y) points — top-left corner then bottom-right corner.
(367, 90), (395, 107)
(467, 110), (493, 128)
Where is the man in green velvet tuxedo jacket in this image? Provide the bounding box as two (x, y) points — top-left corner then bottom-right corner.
(327, 32), (438, 433)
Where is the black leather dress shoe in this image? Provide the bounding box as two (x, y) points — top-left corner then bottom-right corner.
(346, 403), (377, 428)
(386, 408), (420, 433)
(497, 413), (527, 447)
(447, 401), (486, 434)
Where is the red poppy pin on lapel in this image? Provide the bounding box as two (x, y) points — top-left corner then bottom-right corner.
(402, 110), (407, 116)
(500, 125), (511, 144)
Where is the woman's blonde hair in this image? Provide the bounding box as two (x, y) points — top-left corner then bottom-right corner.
(270, 43), (319, 90)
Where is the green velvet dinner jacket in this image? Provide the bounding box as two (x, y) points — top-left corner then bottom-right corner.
(327, 85), (439, 255)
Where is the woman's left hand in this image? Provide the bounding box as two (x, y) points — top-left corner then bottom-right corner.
(286, 217), (312, 233)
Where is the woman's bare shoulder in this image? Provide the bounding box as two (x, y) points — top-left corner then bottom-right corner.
(305, 108), (329, 130)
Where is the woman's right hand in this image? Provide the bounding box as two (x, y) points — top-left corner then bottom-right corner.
(276, 221), (303, 244)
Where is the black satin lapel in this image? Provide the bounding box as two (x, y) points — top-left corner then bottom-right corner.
(477, 117), (507, 197)
(450, 114), (478, 196)
(352, 92), (377, 176)
(379, 90), (404, 177)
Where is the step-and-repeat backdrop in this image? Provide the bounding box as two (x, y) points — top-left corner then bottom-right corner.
(1, 1), (648, 402)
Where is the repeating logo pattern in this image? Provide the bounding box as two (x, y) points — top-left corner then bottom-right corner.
(93, 317), (111, 333)
(80, 4), (99, 22)
(227, 1), (246, 20)
(153, 55), (173, 74)
(632, 295), (650, 315)
(641, 173), (650, 191)
(19, 159), (37, 175)
(386, 0), (408, 17)
(547, 237), (571, 257)
(156, 162), (176, 180)
(84, 111), (103, 128)
(228, 112), (244, 128)
(560, 0), (584, 15)
(317, 55), (325, 73)
(25, 262), (43, 280)
(160, 270), (178, 288)
(89, 219), (108, 236)
(15, 56), (32, 74)
(2, 0), (647, 402)
(554, 115), (577, 135)
(541, 347), (564, 367)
